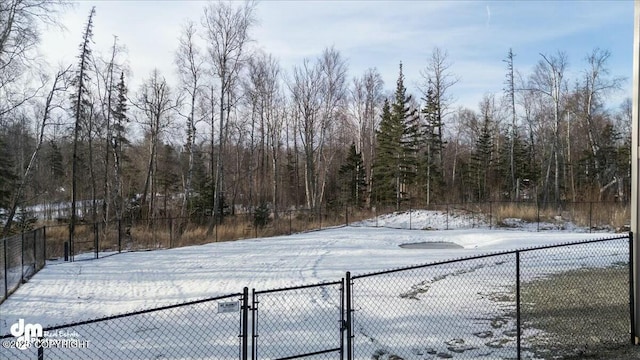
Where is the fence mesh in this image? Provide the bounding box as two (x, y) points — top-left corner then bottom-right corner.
(4, 234), (22, 298)
(519, 236), (630, 358)
(0, 293), (245, 360)
(0, 231), (633, 360)
(1, 228), (47, 303)
(350, 254), (518, 360)
(253, 281), (344, 360)
(0, 237), (5, 300)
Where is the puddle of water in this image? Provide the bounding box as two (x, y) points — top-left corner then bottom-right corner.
(399, 242), (463, 249)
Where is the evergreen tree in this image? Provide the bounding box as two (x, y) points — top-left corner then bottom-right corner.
(0, 138), (16, 216)
(157, 144), (181, 215)
(70, 7), (96, 254)
(187, 147), (208, 214)
(372, 99), (401, 206)
(111, 72), (129, 219)
(498, 132), (535, 200)
(471, 113), (493, 201)
(420, 87), (444, 204)
(372, 63), (419, 209)
(15, 207), (37, 232)
(47, 141), (65, 180)
(339, 143), (367, 208)
(112, 72), (129, 157)
(396, 76), (421, 197)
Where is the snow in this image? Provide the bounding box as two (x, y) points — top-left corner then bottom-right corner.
(0, 210), (628, 359)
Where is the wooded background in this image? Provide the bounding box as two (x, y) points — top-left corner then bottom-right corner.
(0, 1), (631, 236)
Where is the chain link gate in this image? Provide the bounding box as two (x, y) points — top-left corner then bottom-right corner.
(1, 290), (249, 360)
(252, 280), (345, 360)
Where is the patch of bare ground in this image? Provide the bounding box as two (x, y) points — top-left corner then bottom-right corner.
(520, 264), (640, 359)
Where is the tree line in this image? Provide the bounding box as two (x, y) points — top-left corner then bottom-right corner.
(0, 1), (630, 236)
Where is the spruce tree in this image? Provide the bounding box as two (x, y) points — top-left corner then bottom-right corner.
(0, 138), (16, 217)
(47, 141), (65, 180)
(372, 99), (401, 206)
(111, 72), (128, 220)
(395, 67), (420, 199)
(70, 7), (96, 256)
(471, 113), (493, 201)
(420, 87), (444, 204)
(498, 132), (534, 200)
(372, 63), (419, 209)
(339, 143), (367, 208)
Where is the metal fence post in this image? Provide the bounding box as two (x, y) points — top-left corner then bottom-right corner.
(489, 201), (492, 229)
(169, 218), (174, 249)
(68, 221), (73, 262)
(32, 229), (37, 268)
(94, 222), (99, 259)
(242, 287), (249, 360)
(43, 226), (47, 266)
(345, 271), (352, 360)
(118, 219), (122, 253)
(446, 203), (449, 230)
(516, 251), (521, 360)
(630, 232), (636, 345)
(589, 201), (593, 233)
(3, 237), (7, 300)
(340, 277), (345, 360)
(251, 289), (257, 360)
(345, 205), (349, 226)
(537, 201), (540, 232)
(38, 336), (44, 360)
(20, 232), (24, 283)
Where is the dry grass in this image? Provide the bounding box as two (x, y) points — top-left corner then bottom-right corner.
(39, 203), (629, 259)
(493, 202), (629, 230)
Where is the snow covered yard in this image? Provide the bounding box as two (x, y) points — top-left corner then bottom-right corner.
(0, 210), (629, 359)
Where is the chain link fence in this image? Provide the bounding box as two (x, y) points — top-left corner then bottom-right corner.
(252, 281), (344, 360)
(354, 201), (629, 232)
(1, 228), (45, 303)
(520, 236), (631, 359)
(5, 201), (628, 266)
(347, 234), (631, 360)
(1, 292), (247, 360)
(0, 234), (633, 359)
(348, 254), (518, 359)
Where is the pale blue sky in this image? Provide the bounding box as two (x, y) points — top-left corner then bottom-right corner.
(41, 0), (634, 111)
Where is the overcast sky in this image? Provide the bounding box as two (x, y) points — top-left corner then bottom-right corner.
(40, 0), (634, 111)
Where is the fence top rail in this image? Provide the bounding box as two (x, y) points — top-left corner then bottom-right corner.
(0, 291), (243, 338)
(351, 233), (630, 280)
(254, 279), (343, 295)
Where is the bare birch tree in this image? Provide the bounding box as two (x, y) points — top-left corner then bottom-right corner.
(290, 47), (348, 209)
(419, 47), (459, 168)
(0, 0), (66, 119)
(176, 20), (205, 218)
(529, 51), (568, 204)
(243, 51), (283, 212)
(202, 0), (255, 229)
(1, 66), (70, 236)
(579, 48), (624, 195)
(350, 68), (383, 204)
(134, 69), (180, 218)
